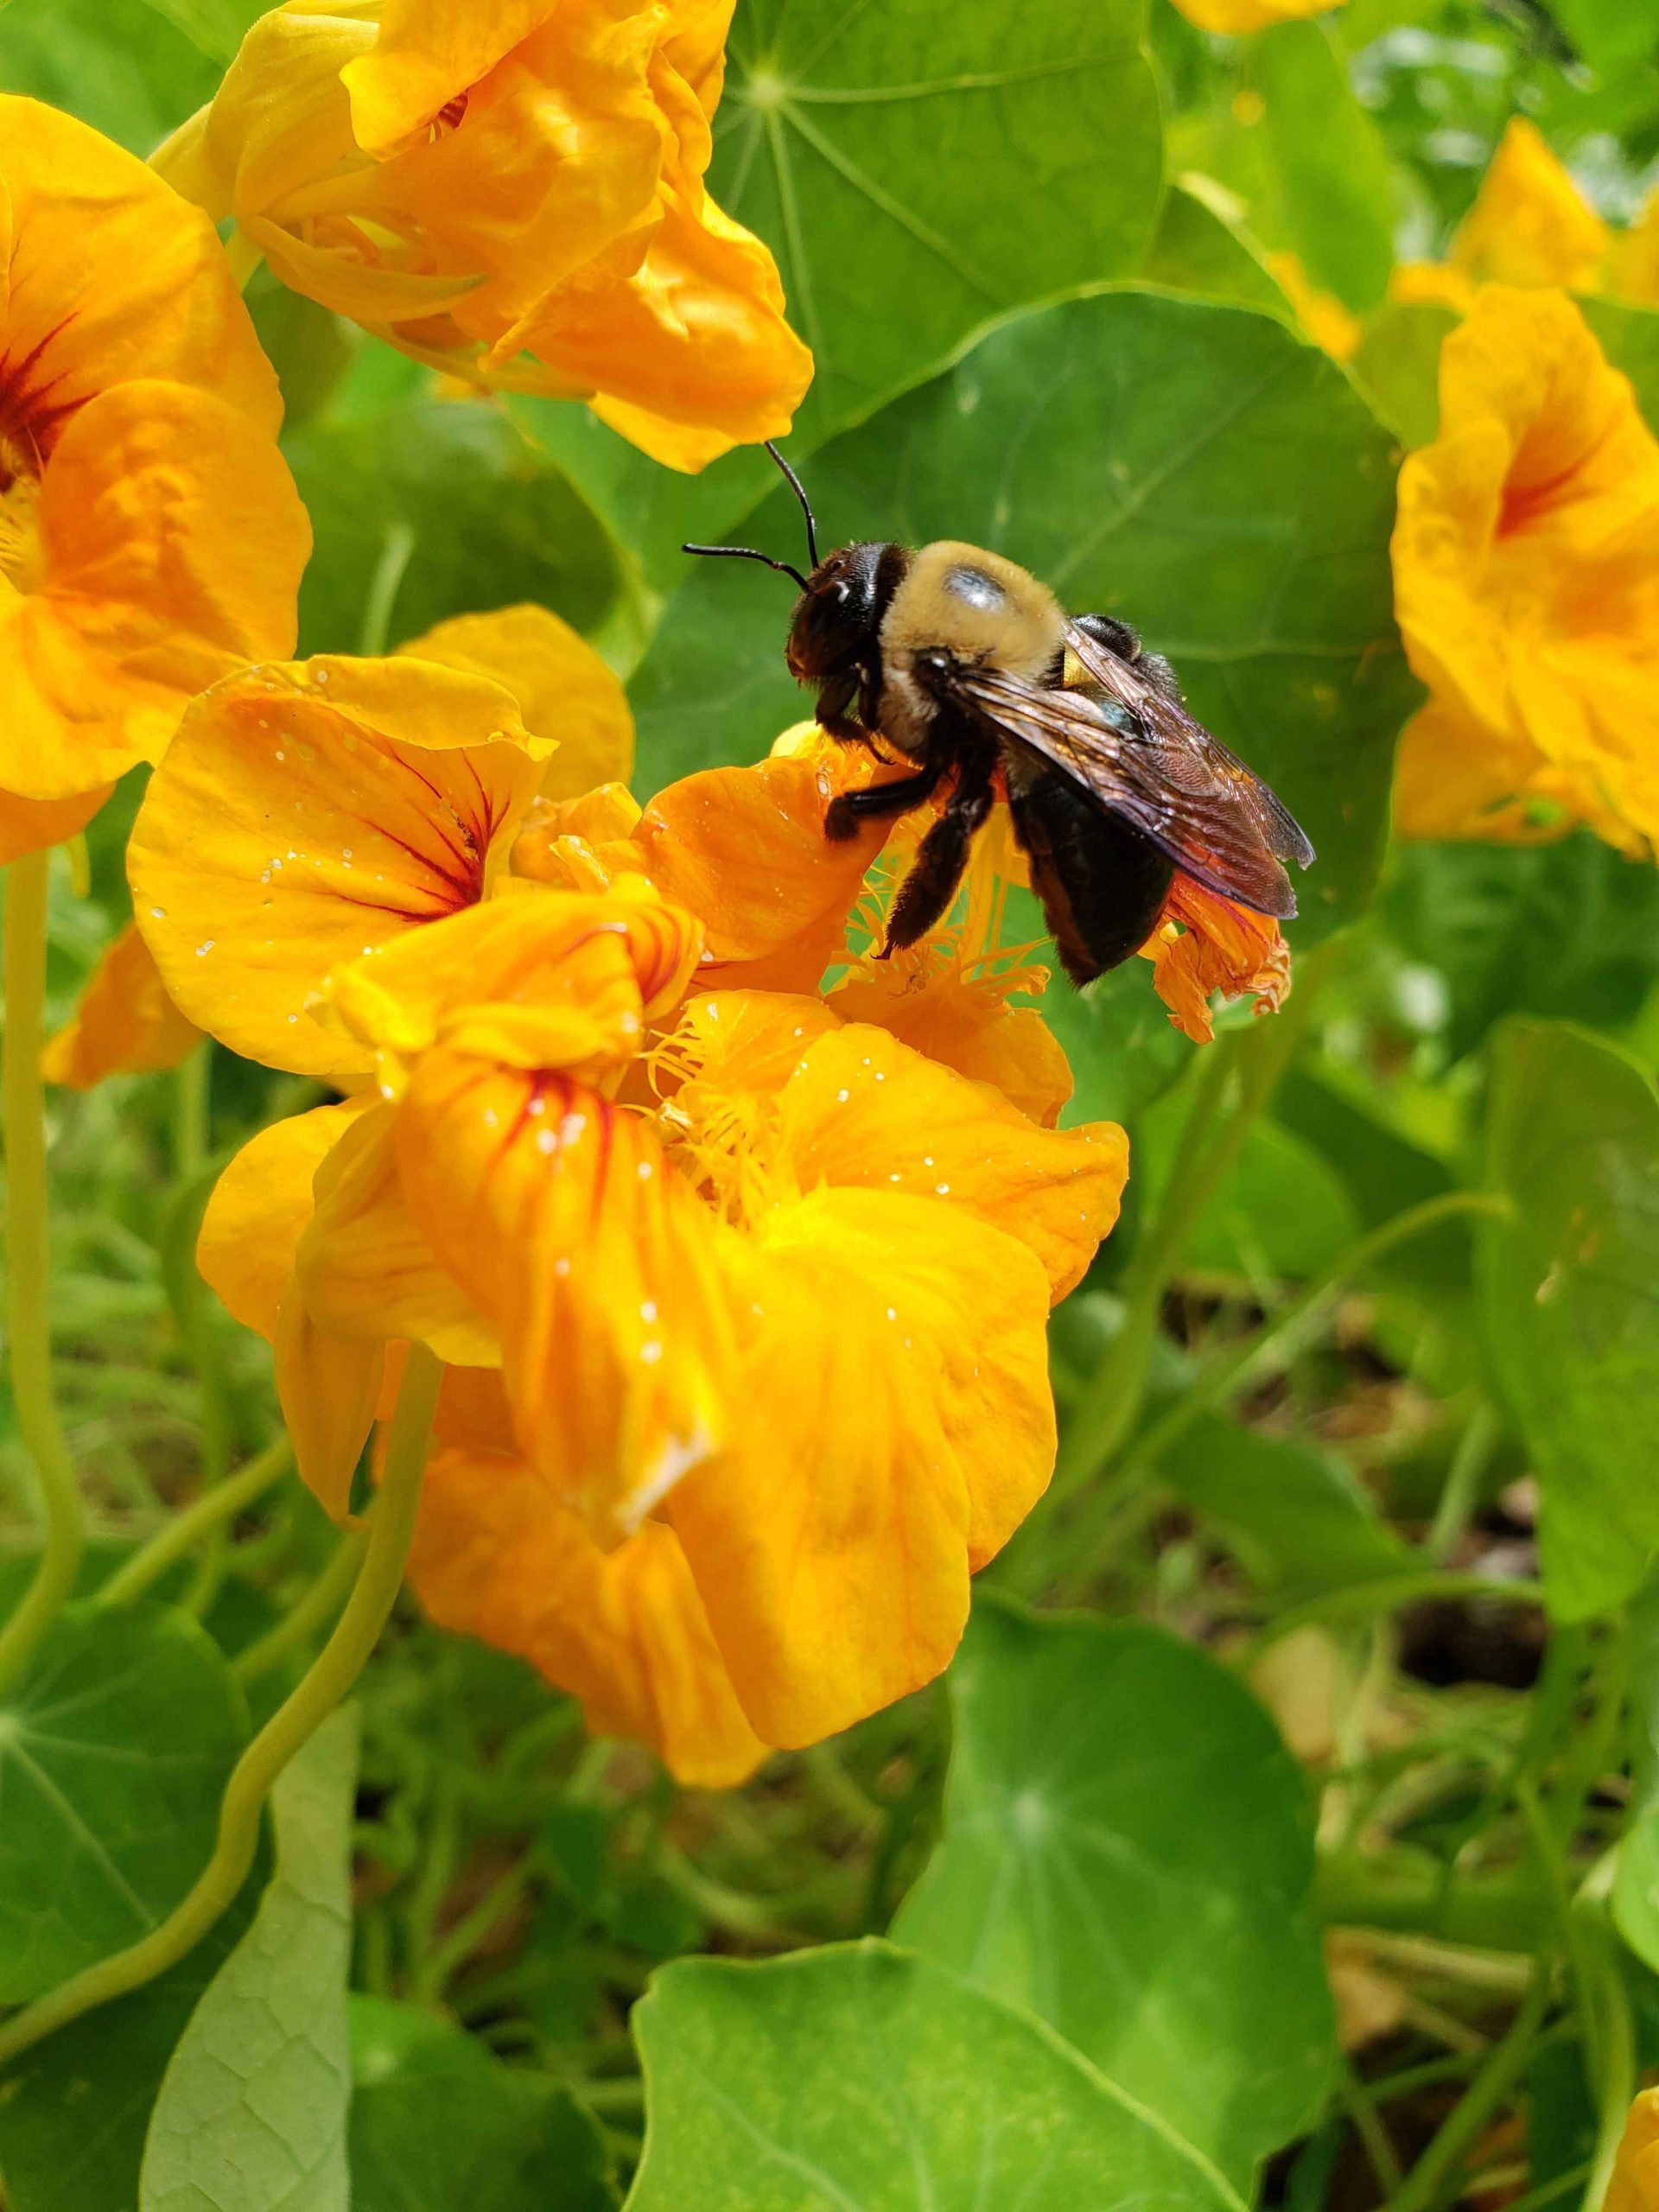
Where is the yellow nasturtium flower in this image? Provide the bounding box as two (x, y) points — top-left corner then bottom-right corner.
(1167, 0), (1342, 30)
(1390, 119), (1611, 315)
(0, 97), (309, 863)
(1263, 252), (1362, 364)
(131, 658), (1128, 1783)
(1391, 287), (1659, 851)
(1609, 2088), (1659, 2212)
(156, 0), (813, 468)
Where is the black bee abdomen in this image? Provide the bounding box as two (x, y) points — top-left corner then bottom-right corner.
(1009, 776), (1176, 985)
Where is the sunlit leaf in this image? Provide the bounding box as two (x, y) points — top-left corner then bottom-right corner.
(349, 1997), (615, 2212)
(0, 0), (260, 154)
(1480, 1020), (1659, 1619)
(893, 1599), (1335, 2185)
(1141, 183), (1292, 318)
(632, 289), (1408, 944)
(0, 1601), (247, 2003)
(138, 1707), (359, 2212)
(629, 1939), (1245, 2212)
(1248, 25), (1396, 315)
(712, 0), (1163, 448)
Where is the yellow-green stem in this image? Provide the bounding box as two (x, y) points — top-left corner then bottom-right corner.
(0, 848), (85, 1699)
(0, 1343), (442, 2066)
(233, 1523), (366, 1684)
(95, 1436), (291, 1609)
(1382, 1969), (1551, 2212)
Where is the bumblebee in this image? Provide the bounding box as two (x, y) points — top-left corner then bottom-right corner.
(686, 446), (1313, 984)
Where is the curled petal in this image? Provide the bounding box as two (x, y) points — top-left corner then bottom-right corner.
(296, 1102), (498, 1367)
(0, 786), (108, 868)
(409, 1441), (766, 1788)
(1141, 876), (1291, 1046)
(397, 1048), (736, 1541)
(42, 923), (201, 1090)
(130, 655), (550, 1077)
(325, 887), (702, 1085)
(0, 380), (310, 802)
(342, 2), (559, 154)
(830, 951), (1074, 1128)
(275, 1285), (385, 1521)
(667, 1185), (1055, 1747)
(398, 604), (634, 798)
(198, 1098), (374, 1339)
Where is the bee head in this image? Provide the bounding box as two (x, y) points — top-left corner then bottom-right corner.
(785, 541), (907, 684)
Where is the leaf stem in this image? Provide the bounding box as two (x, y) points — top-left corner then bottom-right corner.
(0, 1343), (441, 2066)
(233, 1522), (368, 1683)
(1243, 1569), (1545, 1664)
(0, 849), (86, 1699)
(95, 1436), (292, 1609)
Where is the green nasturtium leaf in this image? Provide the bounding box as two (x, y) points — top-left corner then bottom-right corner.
(1246, 23), (1397, 315)
(1274, 1065), (1465, 1296)
(1385, 832), (1659, 1065)
(286, 400), (630, 661)
(1351, 301), (1459, 449)
(349, 1996), (615, 2212)
(1157, 1417), (1412, 1597)
(711, 0), (1163, 448)
(1139, 181), (1292, 320)
(0, 1600), (247, 2004)
(138, 1707), (359, 2212)
(1480, 1020), (1659, 1620)
(629, 1940), (1244, 2212)
(1135, 1112), (1363, 1281)
(632, 289), (1409, 943)
(0, 1851), (270, 2212)
(893, 1600), (1335, 2185)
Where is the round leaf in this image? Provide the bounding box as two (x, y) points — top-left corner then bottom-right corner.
(632, 288), (1409, 943)
(0, 1600), (247, 2004)
(712, 0), (1163, 446)
(893, 1600), (1335, 2185)
(629, 1940), (1243, 2212)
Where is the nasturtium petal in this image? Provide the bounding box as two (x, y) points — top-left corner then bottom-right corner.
(667, 1186), (1054, 1747)
(632, 753), (887, 989)
(1, 381), (309, 802)
(42, 924), (200, 1090)
(199, 1101), (373, 1343)
(397, 1049), (737, 1541)
(340, 0), (558, 156)
(397, 604), (634, 798)
(0, 93), (283, 437)
(296, 1104), (498, 1369)
(774, 1024), (1127, 1302)
(130, 657), (550, 1077)
(275, 1287), (386, 1522)
(831, 951), (1076, 1128)
(324, 890), (703, 1085)
(410, 1443), (766, 1789)
(0, 785), (108, 867)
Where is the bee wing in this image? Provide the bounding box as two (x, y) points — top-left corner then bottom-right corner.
(943, 659), (1303, 920)
(1063, 619), (1316, 872)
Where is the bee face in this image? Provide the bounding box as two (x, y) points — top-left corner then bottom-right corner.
(785, 541), (907, 686)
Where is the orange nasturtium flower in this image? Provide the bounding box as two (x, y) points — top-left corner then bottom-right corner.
(130, 656), (1128, 1783)
(155, 0), (813, 469)
(1389, 119), (1615, 315)
(0, 97), (309, 865)
(1391, 287), (1659, 852)
(1609, 2088), (1659, 2212)
(45, 601), (632, 1090)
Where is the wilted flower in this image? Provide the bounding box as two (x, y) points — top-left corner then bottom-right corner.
(1391, 287), (1659, 851)
(41, 926), (201, 1090)
(156, 0), (813, 468)
(0, 96), (308, 862)
(135, 652), (1128, 1781)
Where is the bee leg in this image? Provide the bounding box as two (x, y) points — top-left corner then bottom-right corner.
(880, 753), (995, 955)
(824, 762), (942, 843)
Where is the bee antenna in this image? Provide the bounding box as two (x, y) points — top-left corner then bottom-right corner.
(763, 439), (819, 570)
(682, 541), (809, 592)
